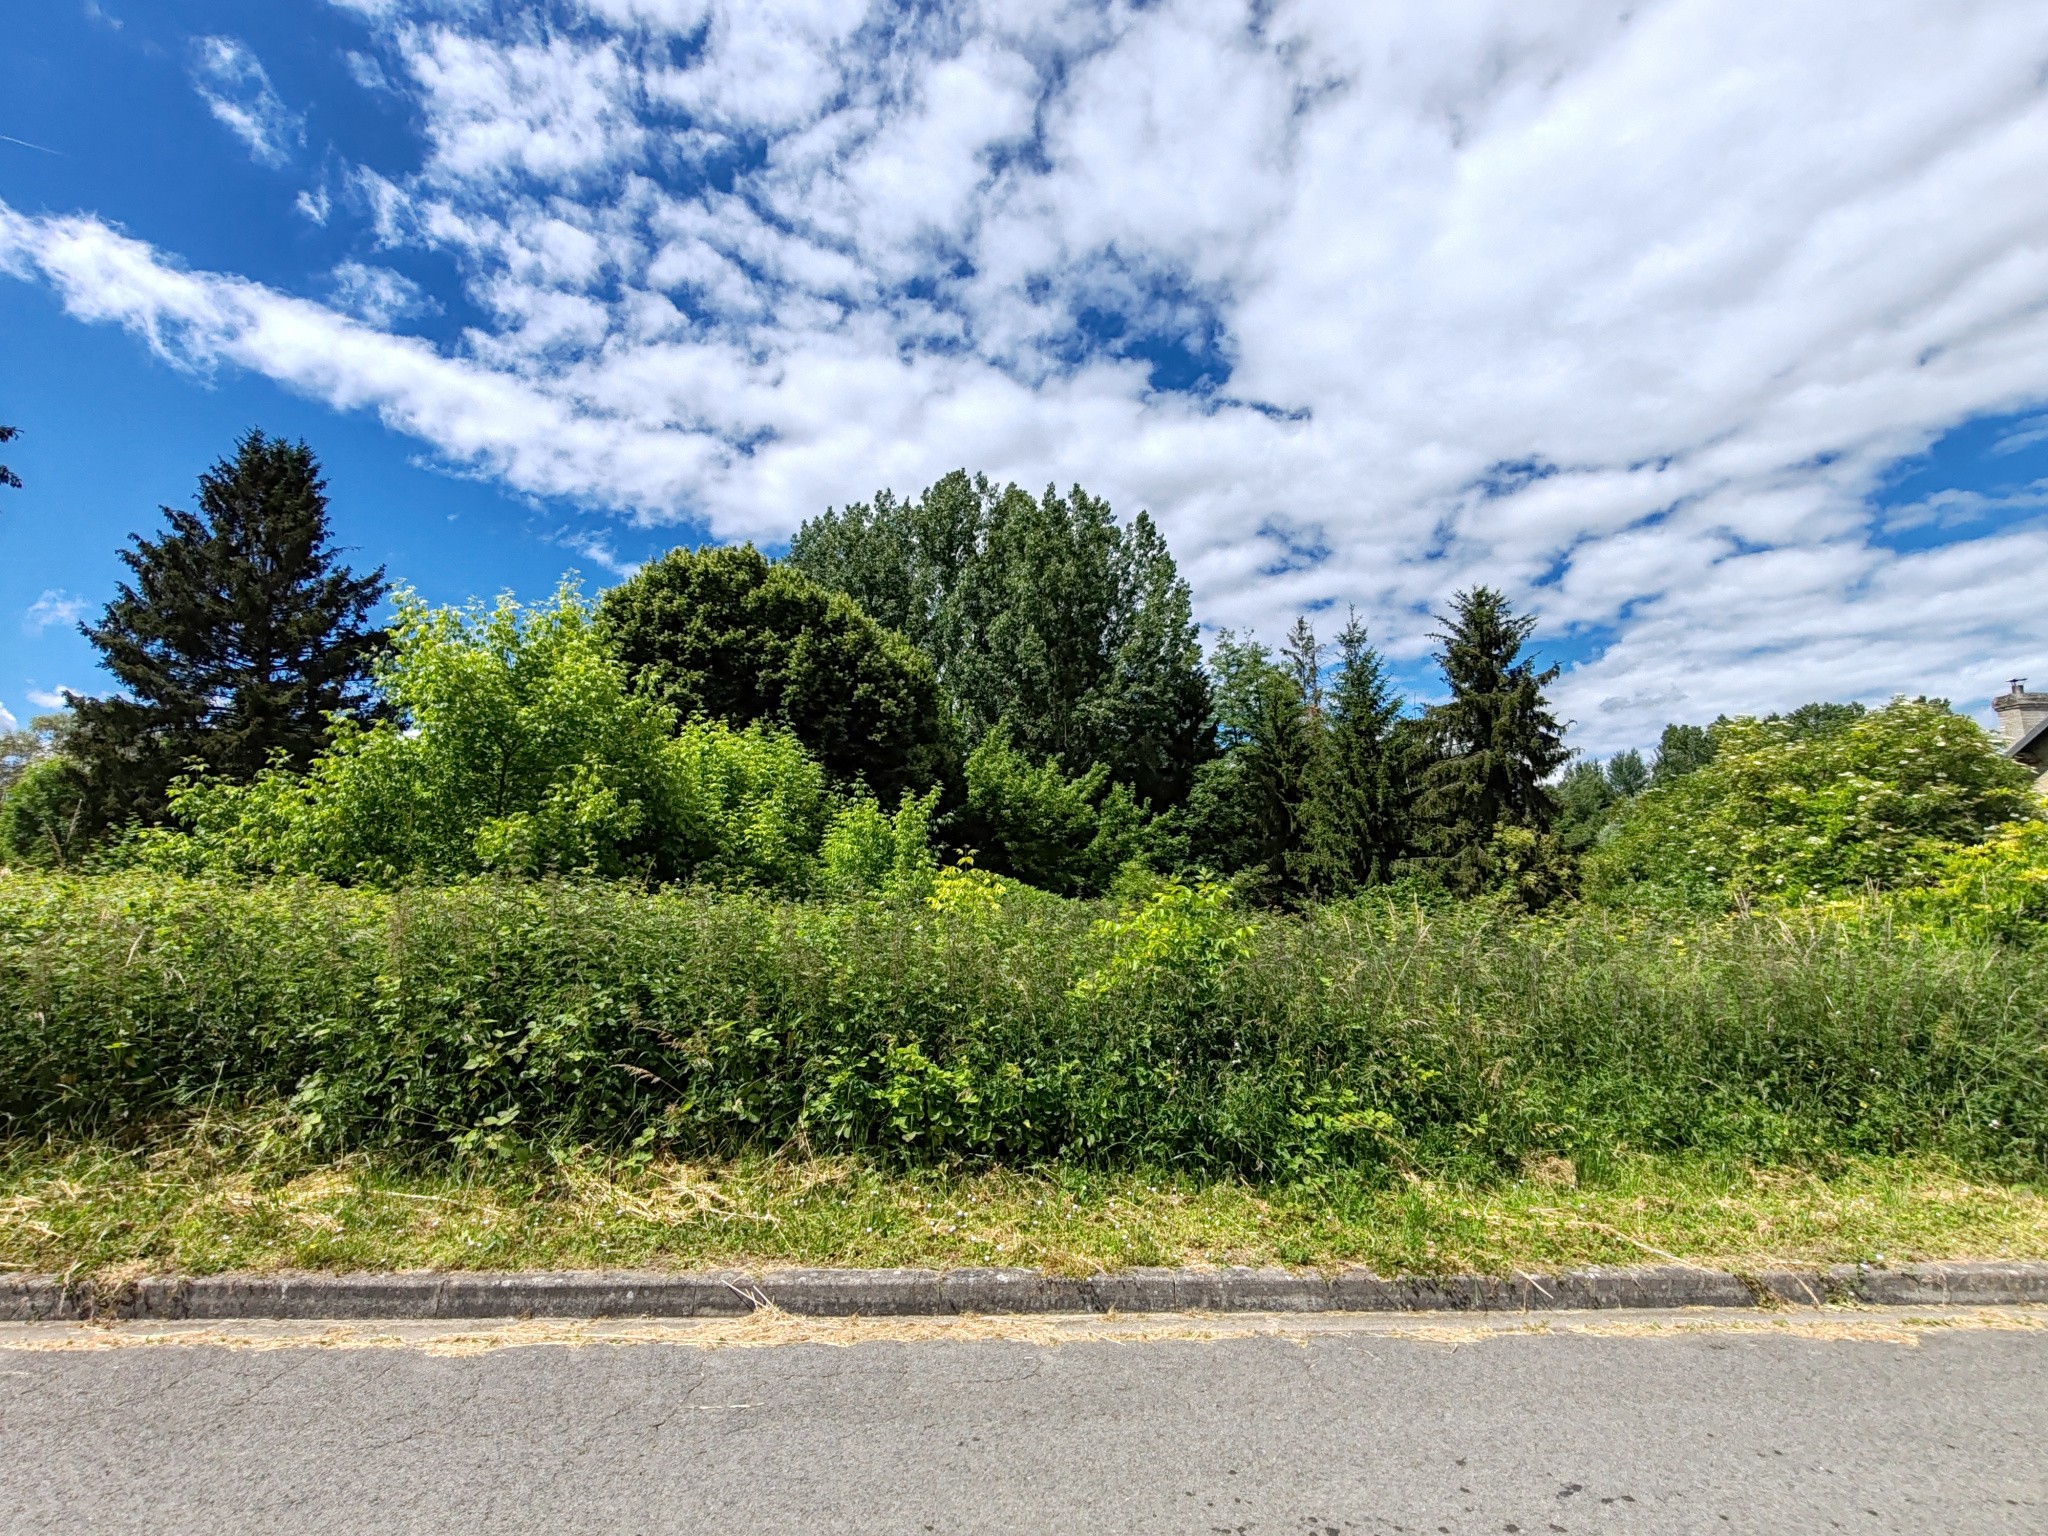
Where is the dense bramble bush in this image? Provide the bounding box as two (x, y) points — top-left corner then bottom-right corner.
(3, 870), (2040, 1176)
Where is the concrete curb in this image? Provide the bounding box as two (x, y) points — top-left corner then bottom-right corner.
(6, 1261), (2047, 1323)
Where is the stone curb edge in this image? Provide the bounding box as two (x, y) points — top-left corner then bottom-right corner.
(6, 1261), (2048, 1322)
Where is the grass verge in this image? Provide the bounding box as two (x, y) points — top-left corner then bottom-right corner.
(5, 1114), (2045, 1284)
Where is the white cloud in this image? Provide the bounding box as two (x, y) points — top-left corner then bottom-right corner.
(346, 51), (393, 93)
(9, 0), (2048, 751)
(191, 36), (303, 168)
(22, 590), (87, 636)
(26, 688), (71, 711)
(329, 260), (436, 325)
(296, 187), (332, 225)
(0, 701), (16, 732)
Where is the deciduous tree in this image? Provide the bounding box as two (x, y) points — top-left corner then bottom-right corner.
(790, 472), (1212, 809)
(596, 544), (950, 806)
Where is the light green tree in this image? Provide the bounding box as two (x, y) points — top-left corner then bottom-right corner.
(140, 585), (896, 892)
(1585, 697), (2036, 905)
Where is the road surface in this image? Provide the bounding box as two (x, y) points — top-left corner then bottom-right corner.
(2, 1309), (2042, 1533)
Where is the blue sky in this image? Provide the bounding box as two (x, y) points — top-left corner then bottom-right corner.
(4, 0), (2046, 750)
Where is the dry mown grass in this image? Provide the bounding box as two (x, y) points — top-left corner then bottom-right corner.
(5, 1111), (2047, 1286)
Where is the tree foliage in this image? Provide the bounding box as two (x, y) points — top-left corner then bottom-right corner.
(1413, 587), (1569, 895)
(789, 471), (1212, 809)
(959, 721), (1161, 896)
(66, 431), (385, 833)
(137, 586), (932, 895)
(595, 544), (949, 806)
(0, 713), (88, 870)
(1554, 750), (1649, 854)
(0, 424), (21, 491)
(0, 711), (69, 800)
(1185, 617), (1421, 901)
(1296, 613), (1416, 895)
(1584, 698), (2037, 905)
(1182, 633), (1317, 898)
(1650, 723), (1715, 784)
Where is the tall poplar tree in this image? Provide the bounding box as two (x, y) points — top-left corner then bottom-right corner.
(789, 471), (1212, 809)
(67, 431), (386, 831)
(1414, 587), (1568, 894)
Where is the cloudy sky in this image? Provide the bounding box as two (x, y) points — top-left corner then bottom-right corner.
(3, 0), (2046, 752)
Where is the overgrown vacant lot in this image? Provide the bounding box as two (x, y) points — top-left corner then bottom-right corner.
(2, 871), (2044, 1278)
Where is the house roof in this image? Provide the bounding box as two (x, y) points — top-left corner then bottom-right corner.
(2008, 714), (2048, 765)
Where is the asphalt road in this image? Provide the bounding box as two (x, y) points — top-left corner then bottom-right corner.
(2, 1311), (2043, 1534)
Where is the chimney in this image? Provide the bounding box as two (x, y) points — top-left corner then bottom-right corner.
(1993, 678), (2048, 748)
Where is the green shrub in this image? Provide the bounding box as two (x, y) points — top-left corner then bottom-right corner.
(2, 871), (2039, 1177)
(957, 721), (1161, 895)
(126, 585), (870, 893)
(0, 756), (92, 869)
(818, 789), (941, 899)
(1899, 818), (2048, 944)
(1584, 698), (2035, 906)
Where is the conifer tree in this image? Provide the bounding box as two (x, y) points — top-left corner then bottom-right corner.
(67, 431), (385, 831)
(1414, 587), (1568, 894)
(1180, 631), (1320, 900)
(1605, 748), (1650, 797)
(1650, 722), (1715, 784)
(0, 425), (21, 491)
(1295, 612), (1413, 894)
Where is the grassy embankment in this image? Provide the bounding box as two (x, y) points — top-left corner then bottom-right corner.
(3, 872), (2043, 1279)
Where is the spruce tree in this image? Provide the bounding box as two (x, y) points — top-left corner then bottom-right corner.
(1296, 612), (1412, 894)
(67, 431), (385, 830)
(1181, 631), (1318, 900)
(0, 425), (20, 490)
(1605, 748), (1649, 797)
(1414, 587), (1568, 894)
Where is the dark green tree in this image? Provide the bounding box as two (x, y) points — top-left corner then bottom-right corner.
(1413, 587), (1569, 895)
(1553, 759), (1618, 855)
(0, 425), (21, 490)
(955, 721), (1160, 896)
(66, 431), (386, 831)
(1554, 747), (1650, 855)
(789, 471), (1212, 809)
(1182, 632), (1318, 899)
(1605, 748), (1649, 797)
(595, 544), (950, 805)
(1766, 700), (1868, 740)
(1295, 612), (1414, 895)
(1650, 722), (1715, 784)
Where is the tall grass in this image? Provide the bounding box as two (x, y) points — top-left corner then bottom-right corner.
(1, 870), (2041, 1176)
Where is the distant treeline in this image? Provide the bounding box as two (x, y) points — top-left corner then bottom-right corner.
(2, 433), (2039, 919)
